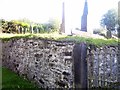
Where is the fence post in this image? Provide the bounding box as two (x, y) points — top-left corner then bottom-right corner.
(73, 42), (88, 89)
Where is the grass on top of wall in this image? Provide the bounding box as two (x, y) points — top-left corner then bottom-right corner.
(65, 36), (119, 47)
(0, 33), (119, 47)
(1, 67), (39, 89)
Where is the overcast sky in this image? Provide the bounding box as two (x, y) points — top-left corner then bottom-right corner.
(0, 0), (119, 33)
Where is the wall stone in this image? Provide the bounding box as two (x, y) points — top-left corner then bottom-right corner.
(2, 38), (75, 88)
(2, 38), (119, 88)
(87, 45), (119, 88)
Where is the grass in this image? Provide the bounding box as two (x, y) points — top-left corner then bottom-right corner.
(60, 35), (119, 47)
(1, 67), (39, 89)
(0, 32), (119, 47)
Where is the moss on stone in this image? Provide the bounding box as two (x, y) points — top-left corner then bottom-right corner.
(0, 33), (119, 47)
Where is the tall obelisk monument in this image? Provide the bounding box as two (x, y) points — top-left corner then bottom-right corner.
(81, 0), (88, 32)
(60, 1), (65, 34)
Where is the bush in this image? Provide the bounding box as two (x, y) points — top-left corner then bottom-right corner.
(93, 29), (101, 34)
(93, 28), (106, 37)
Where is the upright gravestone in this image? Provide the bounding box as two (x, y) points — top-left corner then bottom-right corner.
(20, 26), (23, 34)
(106, 30), (112, 39)
(29, 25), (33, 34)
(23, 27), (26, 34)
(37, 27), (39, 34)
(17, 25), (19, 34)
(34, 27), (37, 34)
(81, 0), (88, 32)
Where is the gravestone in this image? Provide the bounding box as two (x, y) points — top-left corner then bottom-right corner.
(106, 30), (112, 39)
(29, 25), (33, 33)
(23, 27), (26, 34)
(19, 26), (22, 34)
(37, 27), (39, 34)
(33, 26), (37, 34)
(17, 26), (20, 34)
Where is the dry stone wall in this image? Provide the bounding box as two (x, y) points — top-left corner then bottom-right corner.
(2, 38), (75, 88)
(87, 45), (119, 88)
(2, 38), (119, 88)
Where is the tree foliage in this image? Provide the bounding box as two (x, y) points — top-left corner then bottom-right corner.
(1, 18), (60, 34)
(100, 9), (117, 31)
(48, 18), (60, 32)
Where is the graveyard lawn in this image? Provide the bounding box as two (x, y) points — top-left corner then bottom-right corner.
(1, 67), (39, 89)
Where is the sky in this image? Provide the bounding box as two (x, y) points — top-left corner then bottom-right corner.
(0, 0), (119, 33)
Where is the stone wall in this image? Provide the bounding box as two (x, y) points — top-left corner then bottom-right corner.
(2, 38), (75, 88)
(2, 38), (119, 88)
(87, 45), (119, 88)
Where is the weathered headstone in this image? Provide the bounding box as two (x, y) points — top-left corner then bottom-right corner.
(81, 0), (88, 32)
(18, 26), (20, 34)
(33, 27), (37, 34)
(29, 25), (33, 34)
(19, 26), (22, 34)
(106, 30), (112, 39)
(23, 27), (26, 34)
(37, 27), (39, 34)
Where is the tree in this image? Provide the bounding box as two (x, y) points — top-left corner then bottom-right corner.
(37, 24), (44, 33)
(100, 9), (117, 31)
(48, 18), (60, 32)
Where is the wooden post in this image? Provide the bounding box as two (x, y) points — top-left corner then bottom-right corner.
(73, 43), (88, 89)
